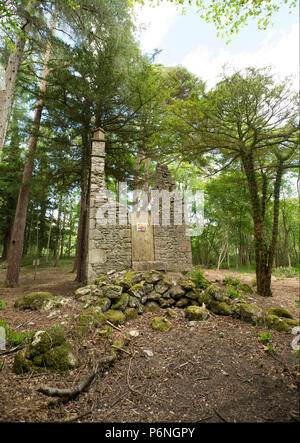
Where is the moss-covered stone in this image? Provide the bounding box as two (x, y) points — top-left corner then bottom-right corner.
(128, 296), (144, 314)
(77, 307), (106, 334)
(94, 275), (109, 286)
(151, 317), (172, 332)
(144, 270), (164, 284)
(13, 351), (33, 374)
(155, 279), (172, 295)
(14, 292), (59, 312)
(197, 292), (213, 307)
(268, 307), (294, 319)
(266, 314), (290, 332)
(125, 307), (138, 320)
(94, 296), (111, 312)
(285, 318), (300, 327)
(118, 271), (144, 289)
(105, 309), (126, 325)
(185, 290), (199, 300)
(176, 297), (190, 308)
(158, 297), (176, 308)
(102, 284), (123, 299)
(210, 300), (232, 316)
(144, 301), (160, 313)
(232, 301), (264, 326)
(166, 308), (177, 318)
(206, 284), (228, 302)
(169, 285), (186, 299)
(178, 278), (196, 291)
(111, 293), (129, 311)
(185, 305), (210, 321)
(128, 282), (145, 298)
(15, 328), (78, 373)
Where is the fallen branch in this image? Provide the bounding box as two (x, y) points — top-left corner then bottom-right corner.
(38, 352), (116, 399)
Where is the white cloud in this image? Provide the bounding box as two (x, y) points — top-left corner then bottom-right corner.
(132, 3), (181, 52)
(182, 24), (299, 89)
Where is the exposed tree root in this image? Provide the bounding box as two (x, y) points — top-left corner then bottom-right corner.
(38, 352), (116, 399)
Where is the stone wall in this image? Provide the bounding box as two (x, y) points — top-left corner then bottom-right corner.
(87, 129), (132, 282)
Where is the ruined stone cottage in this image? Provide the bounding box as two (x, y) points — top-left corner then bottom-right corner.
(87, 128), (192, 283)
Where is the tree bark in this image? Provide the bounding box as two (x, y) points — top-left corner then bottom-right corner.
(5, 12), (57, 286)
(0, 9), (32, 154)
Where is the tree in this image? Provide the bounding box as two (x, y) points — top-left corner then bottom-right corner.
(131, 0), (297, 38)
(177, 68), (298, 296)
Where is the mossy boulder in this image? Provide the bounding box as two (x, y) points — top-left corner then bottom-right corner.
(144, 270), (164, 284)
(14, 292), (61, 312)
(75, 286), (92, 299)
(94, 296), (111, 312)
(209, 300), (232, 316)
(232, 301), (264, 326)
(158, 297), (176, 308)
(155, 279), (172, 295)
(105, 309), (126, 325)
(185, 290), (200, 300)
(206, 284), (228, 302)
(266, 314), (290, 332)
(118, 271), (144, 289)
(197, 292), (213, 307)
(176, 297), (190, 308)
(14, 328), (78, 373)
(166, 308), (177, 318)
(94, 275), (109, 286)
(185, 305), (210, 321)
(128, 282), (145, 298)
(178, 278), (196, 291)
(125, 307), (139, 320)
(111, 293), (130, 311)
(151, 317), (172, 332)
(128, 296), (144, 314)
(102, 284), (123, 299)
(285, 318), (300, 327)
(144, 301), (160, 313)
(169, 285), (186, 299)
(77, 307), (106, 334)
(268, 307), (293, 319)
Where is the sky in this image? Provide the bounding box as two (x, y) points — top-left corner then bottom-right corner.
(131, 1), (299, 90)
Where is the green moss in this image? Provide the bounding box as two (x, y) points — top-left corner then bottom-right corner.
(38, 344), (78, 372)
(14, 292), (56, 311)
(178, 278), (196, 291)
(176, 297), (190, 308)
(151, 317), (172, 332)
(159, 297), (176, 308)
(144, 270), (164, 284)
(166, 308), (177, 318)
(94, 296), (111, 312)
(285, 318), (300, 327)
(125, 307), (138, 320)
(94, 275), (109, 285)
(197, 292), (213, 307)
(102, 284), (123, 299)
(266, 314), (289, 332)
(210, 300), (232, 316)
(77, 307), (106, 334)
(105, 309), (126, 325)
(232, 301), (264, 326)
(223, 276), (241, 287)
(144, 301), (160, 313)
(185, 305), (210, 321)
(111, 293), (129, 311)
(268, 307), (293, 319)
(118, 271), (144, 289)
(13, 351), (33, 374)
(238, 283), (254, 294)
(128, 282), (145, 298)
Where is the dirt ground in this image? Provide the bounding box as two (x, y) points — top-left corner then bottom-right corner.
(0, 265), (299, 423)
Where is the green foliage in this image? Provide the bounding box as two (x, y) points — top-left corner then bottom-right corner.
(188, 269), (209, 289)
(224, 276), (241, 287)
(258, 331), (271, 344)
(0, 320), (33, 348)
(226, 285), (242, 299)
(0, 298), (6, 309)
(273, 267), (299, 279)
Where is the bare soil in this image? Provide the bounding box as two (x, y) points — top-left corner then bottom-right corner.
(0, 265), (299, 423)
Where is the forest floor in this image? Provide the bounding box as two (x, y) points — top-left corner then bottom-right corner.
(0, 264), (299, 423)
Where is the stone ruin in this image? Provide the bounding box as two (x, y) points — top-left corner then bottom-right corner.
(87, 128), (192, 283)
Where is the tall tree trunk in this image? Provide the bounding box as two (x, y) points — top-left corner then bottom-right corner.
(54, 194), (63, 267)
(74, 129), (90, 282)
(5, 12), (57, 286)
(0, 9), (32, 154)
(45, 208), (54, 264)
(60, 196), (67, 259)
(68, 200), (73, 258)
